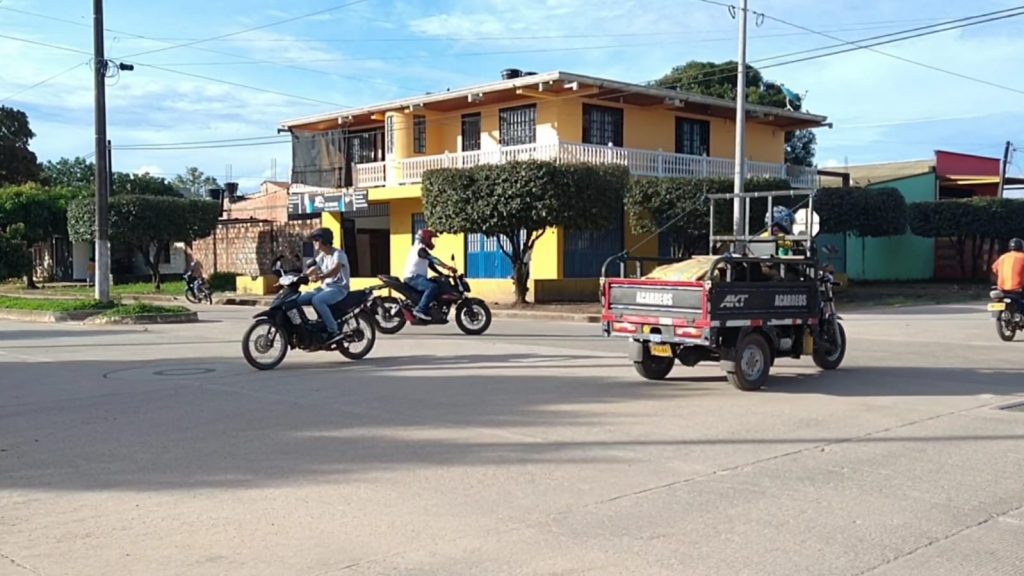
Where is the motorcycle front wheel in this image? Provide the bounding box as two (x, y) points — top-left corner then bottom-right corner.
(455, 299), (492, 335)
(338, 311), (377, 360)
(373, 296), (407, 334)
(242, 318), (289, 370)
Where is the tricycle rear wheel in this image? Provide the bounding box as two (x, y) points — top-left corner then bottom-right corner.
(634, 344), (675, 380)
(725, 332), (770, 391)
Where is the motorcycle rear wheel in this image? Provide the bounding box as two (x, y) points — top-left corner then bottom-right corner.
(242, 318), (288, 370)
(338, 311), (377, 360)
(997, 313), (1017, 342)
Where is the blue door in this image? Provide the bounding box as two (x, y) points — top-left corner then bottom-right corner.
(466, 233), (514, 279)
(564, 211), (624, 278)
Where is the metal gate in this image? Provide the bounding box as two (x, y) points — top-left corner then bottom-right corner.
(564, 212), (624, 278)
(466, 233), (514, 279)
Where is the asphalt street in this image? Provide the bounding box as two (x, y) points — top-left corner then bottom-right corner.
(1, 303), (1022, 575)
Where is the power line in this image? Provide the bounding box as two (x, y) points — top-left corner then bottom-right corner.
(0, 32), (91, 55)
(760, 12), (1024, 97)
(0, 5), (419, 95)
(650, 7), (1024, 94)
(113, 0), (373, 60)
(114, 141), (290, 151)
(118, 61), (351, 108)
(0, 59), (90, 103)
(649, 5), (1024, 87)
(151, 21), (983, 67)
(0, 31), (358, 109)
(113, 18), (963, 44)
(117, 135), (291, 148)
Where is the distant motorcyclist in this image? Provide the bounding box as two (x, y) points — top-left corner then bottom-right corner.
(299, 227), (350, 343)
(404, 229), (456, 321)
(993, 237), (1024, 295)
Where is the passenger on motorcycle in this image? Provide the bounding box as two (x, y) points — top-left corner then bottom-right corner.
(299, 227), (351, 344)
(993, 237), (1024, 295)
(404, 229), (456, 321)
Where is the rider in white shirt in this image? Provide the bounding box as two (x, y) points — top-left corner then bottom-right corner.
(404, 229), (455, 321)
(299, 227), (350, 343)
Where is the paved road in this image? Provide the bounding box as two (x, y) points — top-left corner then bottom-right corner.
(1, 304), (1023, 575)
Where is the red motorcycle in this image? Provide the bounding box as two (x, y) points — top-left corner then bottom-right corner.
(368, 270), (492, 335)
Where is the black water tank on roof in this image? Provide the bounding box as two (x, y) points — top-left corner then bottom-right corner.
(501, 68), (523, 80)
(225, 182), (239, 201)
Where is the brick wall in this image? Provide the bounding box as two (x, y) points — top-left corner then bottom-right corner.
(192, 219), (320, 277)
(221, 182), (290, 222)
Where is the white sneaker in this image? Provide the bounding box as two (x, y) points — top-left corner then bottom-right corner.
(413, 310), (431, 321)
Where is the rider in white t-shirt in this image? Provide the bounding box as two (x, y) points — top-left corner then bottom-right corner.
(299, 227), (350, 343)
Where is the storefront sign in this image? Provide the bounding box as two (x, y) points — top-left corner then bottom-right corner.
(287, 185), (368, 215)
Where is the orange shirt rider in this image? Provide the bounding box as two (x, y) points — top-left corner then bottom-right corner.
(992, 239), (1024, 293)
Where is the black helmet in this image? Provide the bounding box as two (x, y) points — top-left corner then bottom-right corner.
(307, 227), (333, 246)
(1011, 238), (1024, 252)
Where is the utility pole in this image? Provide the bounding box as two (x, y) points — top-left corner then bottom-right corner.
(93, 0), (110, 302)
(998, 140), (1012, 199)
(732, 0), (749, 250)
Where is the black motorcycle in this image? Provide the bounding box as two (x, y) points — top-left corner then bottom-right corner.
(989, 287), (1023, 342)
(369, 270), (492, 335)
(241, 257), (377, 370)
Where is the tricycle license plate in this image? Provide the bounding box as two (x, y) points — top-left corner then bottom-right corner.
(649, 343), (673, 357)
(988, 302), (1006, 311)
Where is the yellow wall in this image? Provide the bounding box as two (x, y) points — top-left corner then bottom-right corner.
(390, 95), (787, 162)
(530, 227), (561, 280)
(387, 197), (466, 278)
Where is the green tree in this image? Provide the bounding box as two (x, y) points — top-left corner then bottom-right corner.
(41, 156), (94, 189)
(0, 184), (69, 288)
(423, 161), (629, 303)
(172, 167), (221, 198)
(112, 172), (181, 197)
(909, 198), (1024, 280)
(0, 106), (42, 185)
(68, 195), (220, 288)
(814, 187), (908, 238)
(0, 233), (31, 282)
(652, 61), (816, 166)
(626, 176), (793, 259)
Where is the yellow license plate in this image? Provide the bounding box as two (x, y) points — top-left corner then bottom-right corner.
(649, 343), (673, 357)
(988, 302), (1006, 311)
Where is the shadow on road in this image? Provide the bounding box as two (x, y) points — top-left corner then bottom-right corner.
(2, 348), (1023, 494)
(764, 365), (1024, 397)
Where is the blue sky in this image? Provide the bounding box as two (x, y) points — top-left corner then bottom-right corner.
(3, 0), (1024, 192)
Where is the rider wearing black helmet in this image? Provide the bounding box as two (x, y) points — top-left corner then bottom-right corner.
(993, 238), (1024, 295)
(299, 227), (351, 343)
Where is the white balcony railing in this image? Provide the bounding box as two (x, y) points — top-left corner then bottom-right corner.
(357, 142), (818, 190)
(353, 161), (386, 188)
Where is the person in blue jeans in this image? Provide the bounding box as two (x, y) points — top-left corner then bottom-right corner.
(404, 229), (456, 321)
(299, 227), (350, 344)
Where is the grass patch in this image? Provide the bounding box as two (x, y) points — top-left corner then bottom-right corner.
(0, 281), (188, 297)
(0, 296), (117, 312)
(100, 303), (190, 317)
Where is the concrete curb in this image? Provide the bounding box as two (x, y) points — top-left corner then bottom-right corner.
(85, 312), (199, 325)
(0, 309), (105, 323)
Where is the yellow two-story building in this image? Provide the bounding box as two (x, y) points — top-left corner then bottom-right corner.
(279, 69), (828, 303)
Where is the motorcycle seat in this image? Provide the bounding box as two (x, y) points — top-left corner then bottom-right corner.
(328, 290), (370, 317)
